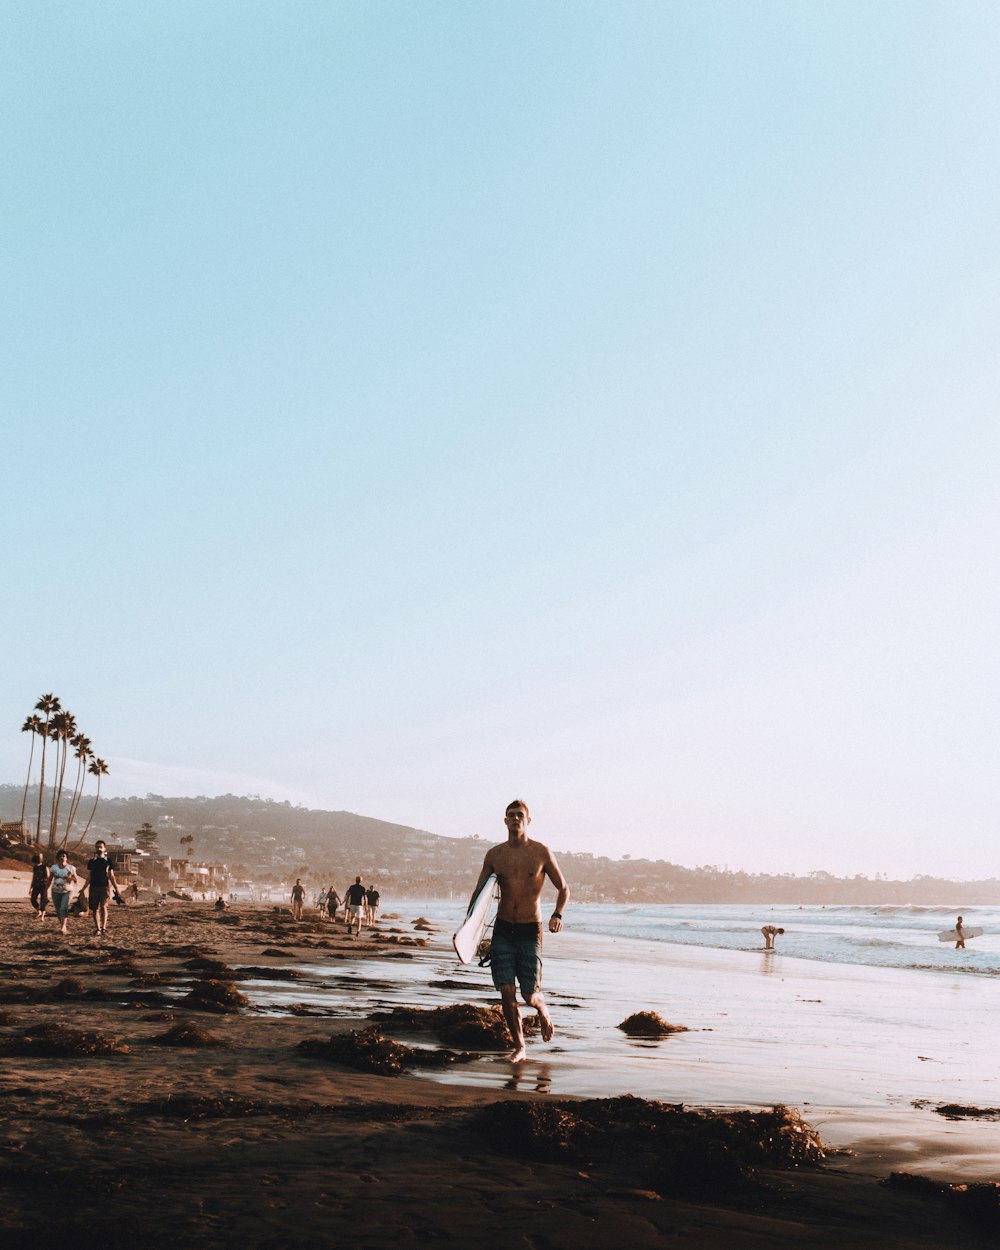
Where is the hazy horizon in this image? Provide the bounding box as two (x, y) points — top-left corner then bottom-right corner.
(4, 5), (998, 880)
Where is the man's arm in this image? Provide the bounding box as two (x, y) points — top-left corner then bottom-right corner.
(467, 851), (495, 912)
(543, 850), (569, 933)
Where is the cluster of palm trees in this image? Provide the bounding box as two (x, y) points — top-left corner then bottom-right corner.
(19, 692), (109, 852)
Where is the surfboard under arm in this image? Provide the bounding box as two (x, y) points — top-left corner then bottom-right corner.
(453, 873), (499, 964)
(938, 927), (983, 942)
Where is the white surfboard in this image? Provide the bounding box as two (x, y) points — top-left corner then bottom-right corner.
(938, 927), (983, 942)
(453, 873), (499, 964)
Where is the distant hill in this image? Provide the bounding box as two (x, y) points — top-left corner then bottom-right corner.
(3, 785), (999, 904)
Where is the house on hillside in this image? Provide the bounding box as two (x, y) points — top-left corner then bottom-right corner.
(106, 845), (137, 879)
(0, 821), (30, 847)
(187, 862), (228, 894)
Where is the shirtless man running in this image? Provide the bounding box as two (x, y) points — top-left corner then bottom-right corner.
(468, 799), (569, 1062)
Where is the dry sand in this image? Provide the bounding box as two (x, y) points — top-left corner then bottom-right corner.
(0, 896), (996, 1250)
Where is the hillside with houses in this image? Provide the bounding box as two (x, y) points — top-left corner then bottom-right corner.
(3, 786), (1000, 905)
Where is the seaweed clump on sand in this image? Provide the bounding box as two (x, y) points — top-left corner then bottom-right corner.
(370, 1004), (510, 1050)
(299, 1025), (475, 1075)
(476, 1096), (824, 1201)
(235, 965), (301, 981)
(183, 956), (245, 978)
(299, 1025), (414, 1074)
(0, 1022), (129, 1057)
(182, 979), (250, 1013)
(140, 1093), (269, 1120)
(618, 1011), (688, 1037)
(129, 971), (171, 987)
(886, 1173), (1000, 1233)
(94, 958), (144, 979)
(48, 977), (89, 999)
(147, 1021), (227, 1048)
(934, 1104), (1000, 1121)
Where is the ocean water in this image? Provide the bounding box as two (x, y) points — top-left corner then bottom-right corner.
(566, 902), (1000, 977)
(397, 898), (1000, 978)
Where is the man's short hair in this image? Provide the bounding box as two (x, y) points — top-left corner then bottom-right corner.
(505, 799), (529, 819)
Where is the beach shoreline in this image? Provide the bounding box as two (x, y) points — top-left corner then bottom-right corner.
(0, 898), (996, 1248)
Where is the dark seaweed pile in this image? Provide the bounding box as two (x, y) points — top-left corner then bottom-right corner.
(369, 1003), (510, 1049)
(298, 1024), (477, 1074)
(617, 1011), (688, 1037)
(476, 1096), (825, 1200)
(0, 1021), (129, 1057)
(886, 1172), (1000, 1233)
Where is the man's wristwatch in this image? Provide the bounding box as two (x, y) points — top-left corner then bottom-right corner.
(551, 912), (562, 920)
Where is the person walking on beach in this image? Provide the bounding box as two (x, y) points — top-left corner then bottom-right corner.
(49, 850), (78, 935)
(365, 884), (381, 925)
(345, 877), (367, 935)
(290, 879), (306, 921)
(29, 852), (49, 921)
(761, 925), (784, 950)
(467, 799), (569, 1063)
(325, 886), (342, 924)
(80, 840), (119, 936)
(955, 915), (966, 950)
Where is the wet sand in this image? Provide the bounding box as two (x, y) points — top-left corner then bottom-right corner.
(0, 897), (997, 1249)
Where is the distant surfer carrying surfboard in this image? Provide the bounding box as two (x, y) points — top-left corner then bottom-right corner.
(467, 799), (570, 1063)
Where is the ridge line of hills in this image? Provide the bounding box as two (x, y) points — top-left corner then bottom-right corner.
(2, 785), (998, 904)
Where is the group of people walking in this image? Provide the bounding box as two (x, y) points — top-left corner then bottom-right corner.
(28, 840), (122, 936)
(289, 876), (381, 935)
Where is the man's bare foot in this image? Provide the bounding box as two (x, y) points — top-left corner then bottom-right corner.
(537, 1006), (554, 1042)
(508, 1044), (527, 1062)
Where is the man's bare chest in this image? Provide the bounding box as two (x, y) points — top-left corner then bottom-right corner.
(493, 847), (545, 883)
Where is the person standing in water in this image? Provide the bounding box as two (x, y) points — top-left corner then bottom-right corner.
(955, 915), (966, 949)
(467, 799), (569, 1063)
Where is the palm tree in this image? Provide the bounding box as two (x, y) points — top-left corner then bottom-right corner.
(61, 733), (93, 849)
(19, 715), (43, 831)
(74, 757), (109, 849)
(46, 709), (77, 850)
(33, 694), (60, 846)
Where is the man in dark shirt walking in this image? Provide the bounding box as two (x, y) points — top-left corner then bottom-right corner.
(81, 840), (119, 937)
(345, 877), (367, 936)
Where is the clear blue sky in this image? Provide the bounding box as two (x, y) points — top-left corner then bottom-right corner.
(3, 2), (998, 877)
